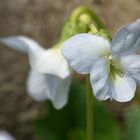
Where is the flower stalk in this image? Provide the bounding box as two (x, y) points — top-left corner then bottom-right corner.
(61, 6), (111, 140)
(86, 75), (94, 140)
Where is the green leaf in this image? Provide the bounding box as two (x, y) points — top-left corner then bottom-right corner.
(67, 128), (86, 140)
(33, 119), (49, 140)
(94, 100), (121, 140)
(124, 105), (140, 140)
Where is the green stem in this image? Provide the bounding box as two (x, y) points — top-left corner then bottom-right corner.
(86, 75), (93, 140)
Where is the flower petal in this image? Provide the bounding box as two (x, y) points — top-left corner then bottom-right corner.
(27, 70), (71, 109)
(62, 33), (111, 74)
(90, 57), (136, 102)
(29, 48), (71, 79)
(0, 36), (71, 78)
(0, 36), (44, 54)
(90, 58), (111, 100)
(111, 19), (140, 56)
(111, 74), (136, 102)
(27, 70), (48, 101)
(51, 75), (72, 109)
(117, 54), (140, 84)
(0, 131), (15, 140)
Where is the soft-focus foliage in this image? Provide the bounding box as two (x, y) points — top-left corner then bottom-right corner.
(34, 78), (121, 140)
(125, 105), (140, 140)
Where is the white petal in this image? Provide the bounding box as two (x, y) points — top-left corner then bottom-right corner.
(0, 131), (15, 140)
(111, 74), (136, 102)
(0, 36), (44, 54)
(62, 33), (111, 74)
(51, 75), (72, 109)
(90, 57), (136, 102)
(27, 70), (48, 101)
(29, 48), (71, 79)
(111, 19), (140, 56)
(90, 58), (111, 100)
(27, 70), (71, 109)
(0, 36), (71, 78)
(117, 54), (140, 84)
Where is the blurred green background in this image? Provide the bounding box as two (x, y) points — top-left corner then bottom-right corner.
(0, 0), (140, 140)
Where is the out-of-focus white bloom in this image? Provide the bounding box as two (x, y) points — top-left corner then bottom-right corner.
(0, 131), (15, 140)
(62, 19), (140, 102)
(0, 36), (71, 109)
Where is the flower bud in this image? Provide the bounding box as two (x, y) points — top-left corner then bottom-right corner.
(79, 14), (93, 25)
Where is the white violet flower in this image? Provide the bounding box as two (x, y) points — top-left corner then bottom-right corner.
(0, 36), (71, 109)
(62, 19), (140, 102)
(0, 131), (15, 140)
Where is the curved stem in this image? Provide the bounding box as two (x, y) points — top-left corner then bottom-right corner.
(86, 75), (93, 140)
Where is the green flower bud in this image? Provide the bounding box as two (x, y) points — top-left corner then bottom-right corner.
(79, 13), (93, 24)
(60, 6), (111, 42)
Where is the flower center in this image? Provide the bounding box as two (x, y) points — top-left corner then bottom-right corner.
(106, 55), (124, 81)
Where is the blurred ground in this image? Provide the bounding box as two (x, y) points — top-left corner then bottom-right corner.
(0, 0), (140, 139)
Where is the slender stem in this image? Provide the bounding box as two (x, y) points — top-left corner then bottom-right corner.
(86, 75), (93, 140)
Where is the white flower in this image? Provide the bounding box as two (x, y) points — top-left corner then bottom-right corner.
(0, 36), (72, 109)
(62, 19), (140, 102)
(0, 131), (15, 140)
